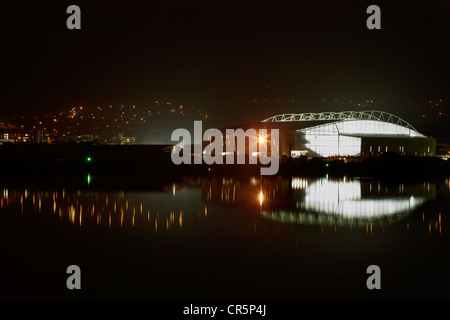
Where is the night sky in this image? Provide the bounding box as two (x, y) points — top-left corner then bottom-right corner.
(1, 0), (449, 137)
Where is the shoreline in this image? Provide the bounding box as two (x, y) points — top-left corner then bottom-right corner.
(1, 144), (449, 185)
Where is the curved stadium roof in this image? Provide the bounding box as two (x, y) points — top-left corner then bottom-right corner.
(261, 110), (419, 132)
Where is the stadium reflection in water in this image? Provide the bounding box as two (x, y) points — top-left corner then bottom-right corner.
(0, 176), (440, 231)
(262, 177), (434, 226)
(202, 176), (438, 229)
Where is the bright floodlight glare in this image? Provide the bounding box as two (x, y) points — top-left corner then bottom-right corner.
(258, 135), (266, 144)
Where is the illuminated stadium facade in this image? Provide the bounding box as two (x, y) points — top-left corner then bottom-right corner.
(258, 110), (436, 158)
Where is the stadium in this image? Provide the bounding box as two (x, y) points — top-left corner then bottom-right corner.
(254, 110), (436, 159)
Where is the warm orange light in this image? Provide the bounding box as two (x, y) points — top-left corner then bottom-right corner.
(258, 135), (266, 144)
(259, 190), (264, 206)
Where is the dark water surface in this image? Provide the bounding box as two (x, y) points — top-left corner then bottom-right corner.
(1, 175), (450, 299)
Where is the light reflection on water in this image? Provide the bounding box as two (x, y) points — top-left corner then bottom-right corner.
(0, 177), (445, 235)
(0, 187), (201, 231)
(261, 177), (434, 226)
(1, 177), (449, 300)
(201, 176), (443, 235)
